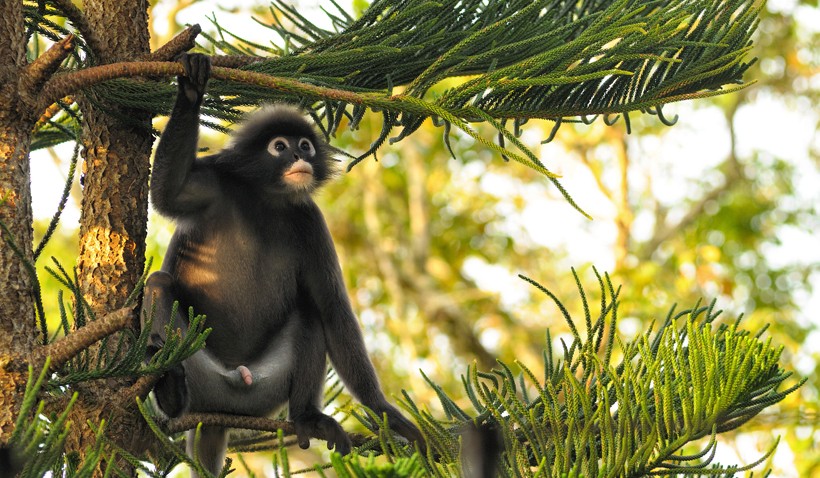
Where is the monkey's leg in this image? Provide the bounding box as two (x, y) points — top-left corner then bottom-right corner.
(288, 317), (352, 455)
(141, 271), (189, 417)
(186, 426), (226, 478)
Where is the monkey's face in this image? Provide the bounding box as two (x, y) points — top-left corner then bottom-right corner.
(267, 135), (318, 192)
(220, 105), (336, 200)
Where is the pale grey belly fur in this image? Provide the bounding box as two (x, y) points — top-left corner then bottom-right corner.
(183, 320), (296, 416)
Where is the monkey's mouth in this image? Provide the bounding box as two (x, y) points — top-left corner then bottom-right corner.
(284, 160), (314, 185)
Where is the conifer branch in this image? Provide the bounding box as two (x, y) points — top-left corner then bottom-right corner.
(34, 96), (74, 132)
(44, 0), (102, 56)
(30, 0), (762, 218)
(30, 307), (133, 374)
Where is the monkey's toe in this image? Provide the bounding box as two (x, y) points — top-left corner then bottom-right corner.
(293, 413), (351, 455)
(372, 405), (426, 451)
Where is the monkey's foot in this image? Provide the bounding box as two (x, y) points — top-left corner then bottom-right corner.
(293, 412), (352, 455)
(378, 405), (426, 448)
(154, 364), (189, 418)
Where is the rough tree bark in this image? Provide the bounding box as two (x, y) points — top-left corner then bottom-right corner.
(0, 0), (199, 465)
(0, 0), (43, 441)
(78, 0), (152, 324)
(66, 0), (155, 462)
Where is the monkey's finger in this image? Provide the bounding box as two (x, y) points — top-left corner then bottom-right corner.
(177, 53), (193, 78)
(297, 435), (310, 449)
(193, 56), (211, 88)
(334, 437), (352, 456)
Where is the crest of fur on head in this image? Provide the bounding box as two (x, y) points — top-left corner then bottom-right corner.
(227, 104), (323, 151)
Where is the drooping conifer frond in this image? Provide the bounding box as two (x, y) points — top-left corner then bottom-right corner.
(26, 0), (761, 215)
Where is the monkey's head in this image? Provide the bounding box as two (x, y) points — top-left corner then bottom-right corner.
(217, 104), (336, 199)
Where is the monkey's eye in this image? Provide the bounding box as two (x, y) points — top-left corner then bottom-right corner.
(267, 137), (289, 156)
(298, 139), (315, 155)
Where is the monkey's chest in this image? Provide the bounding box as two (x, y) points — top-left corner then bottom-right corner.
(171, 224), (303, 356)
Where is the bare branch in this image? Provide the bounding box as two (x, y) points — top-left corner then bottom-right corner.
(165, 413), (371, 448)
(145, 24), (201, 62)
(30, 307), (133, 373)
(210, 56), (264, 68)
(639, 169), (741, 261)
(22, 34), (74, 95)
(578, 147), (615, 203)
(116, 375), (158, 409)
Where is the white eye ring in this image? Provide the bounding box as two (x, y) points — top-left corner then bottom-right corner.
(268, 137), (289, 156)
(298, 138), (315, 155)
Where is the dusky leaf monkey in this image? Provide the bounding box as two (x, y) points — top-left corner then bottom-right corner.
(142, 52), (422, 476)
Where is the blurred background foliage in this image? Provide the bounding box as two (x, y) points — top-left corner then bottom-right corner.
(30, 0), (818, 475)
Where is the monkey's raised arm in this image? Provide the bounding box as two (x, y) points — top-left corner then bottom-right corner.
(151, 53), (219, 217)
(303, 209), (424, 445)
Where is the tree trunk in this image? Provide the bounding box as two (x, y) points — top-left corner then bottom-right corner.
(0, 0), (39, 443)
(78, 0), (152, 316)
(66, 0), (154, 465)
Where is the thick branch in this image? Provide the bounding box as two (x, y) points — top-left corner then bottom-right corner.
(29, 307), (133, 373)
(165, 413), (371, 448)
(40, 61), (177, 110)
(210, 56), (264, 68)
(117, 375), (158, 409)
(145, 24), (261, 66)
(21, 35), (74, 97)
(144, 24), (201, 62)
